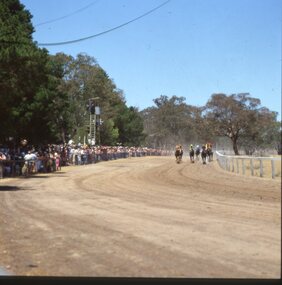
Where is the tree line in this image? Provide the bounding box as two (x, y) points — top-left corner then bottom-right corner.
(141, 94), (281, 155)
(1, 0), (281, 155)
(0, 0), (144, 148)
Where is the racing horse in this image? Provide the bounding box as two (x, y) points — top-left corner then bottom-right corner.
(201, 145), (207, 164)
(195, 145), (200, 161)
(175, 145), (183, 164)
(205, 143), (213, 162)
(189, 145), (195, 163)
(206, 146), (213, 162)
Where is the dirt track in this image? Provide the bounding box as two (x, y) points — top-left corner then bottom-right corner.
(0, 156), (280, 278)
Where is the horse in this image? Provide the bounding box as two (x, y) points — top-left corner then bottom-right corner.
(206, 147), (213, 162)
(201, 147), (207, 164)
(195, 147), (200, 161)
(175, 146), (183, 164)
(189, 148), (195, 163)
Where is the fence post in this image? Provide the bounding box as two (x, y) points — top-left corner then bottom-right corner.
(242, 159), (245, 175)
(271, 160), (275, 179)
(216, 150), (280, 180)
(250, 159), (254, 176)
(259, 159), (263, 177)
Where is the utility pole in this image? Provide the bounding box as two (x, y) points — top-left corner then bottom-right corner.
(88, 97), (100, 146)
(95, 105), (101, 145)
(89, 109), (95, 145)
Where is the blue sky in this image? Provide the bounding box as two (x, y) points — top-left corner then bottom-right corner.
(21, 0), (281, 119)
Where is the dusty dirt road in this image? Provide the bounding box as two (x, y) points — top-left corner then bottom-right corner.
(0, 156), (280, 278)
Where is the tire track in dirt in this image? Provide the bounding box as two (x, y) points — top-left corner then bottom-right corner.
(0, 156), (280, 277)
(0, 181), (249, 277)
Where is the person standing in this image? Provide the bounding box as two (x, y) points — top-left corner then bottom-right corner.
(0, 152), (6, 179)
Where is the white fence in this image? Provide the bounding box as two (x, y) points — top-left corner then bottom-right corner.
(215, 151), (281, 179)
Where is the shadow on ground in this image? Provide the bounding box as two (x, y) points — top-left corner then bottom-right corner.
(20, 175), (51, 179)
(0, 185), (22, 191)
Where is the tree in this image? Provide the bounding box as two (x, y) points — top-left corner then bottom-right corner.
(0, 2), (145, 147)
(99, 118), (119, 146)
(44, 56), (75, 144)
(204, 93), (279, 155)
(51, 53), (145, 146)
(141, 95), (197, 149)
(238, 107), (280, 154)
(0, 0), (69, 145)
(114, 106), (145, 146)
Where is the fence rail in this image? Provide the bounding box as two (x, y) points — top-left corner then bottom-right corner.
(215, 151), (281, 179)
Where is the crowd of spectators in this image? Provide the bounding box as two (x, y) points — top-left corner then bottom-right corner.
(0, 142), (171, 178)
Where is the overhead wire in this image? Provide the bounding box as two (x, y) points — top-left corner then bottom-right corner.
(0, 0), (98, 39)
(34, 0), (100, 27)
(37, 0), (171, 47)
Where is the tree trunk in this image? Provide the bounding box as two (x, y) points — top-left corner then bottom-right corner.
(61, 128), (66, 145)
(232, 138), (240, 155)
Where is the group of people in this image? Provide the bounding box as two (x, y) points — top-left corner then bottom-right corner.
(0, 143), (171, 178)
(175, 143), (213, 164)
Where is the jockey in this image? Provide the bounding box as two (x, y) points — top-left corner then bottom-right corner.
(175, 145), (181, 156)
(189, 144), (194, 162)
(206, 142), (213, 162)
(179, 145), (183, 158)
(195, 145), (200, 160)
(201, 144), (207, 164)
(206, 142), (212, 150)
(175, 144), (183, 163)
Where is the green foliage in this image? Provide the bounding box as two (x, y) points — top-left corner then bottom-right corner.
(0, 0), (62, 145)
(51, 52), (145, 146)
(114, 105), (145, 146)
(99, 119), (119, 146)
(141, 95), (201, 149)
(238, 108), (280, 154)
(0, 0), (145, 148)
(204, 93), (280, 155)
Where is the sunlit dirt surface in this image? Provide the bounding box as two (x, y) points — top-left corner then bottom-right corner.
(0, 156), (280, 278)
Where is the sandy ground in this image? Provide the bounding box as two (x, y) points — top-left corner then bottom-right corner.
(0, 156), (280, 278)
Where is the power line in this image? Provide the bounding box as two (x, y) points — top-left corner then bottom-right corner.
(0, 0), (99, 38)
(38, 0), (171, 47)
(35, 0), (100, 27)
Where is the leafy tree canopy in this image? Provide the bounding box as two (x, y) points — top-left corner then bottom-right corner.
(0, 0), (67, 145)
(204, 93), (279, 155)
